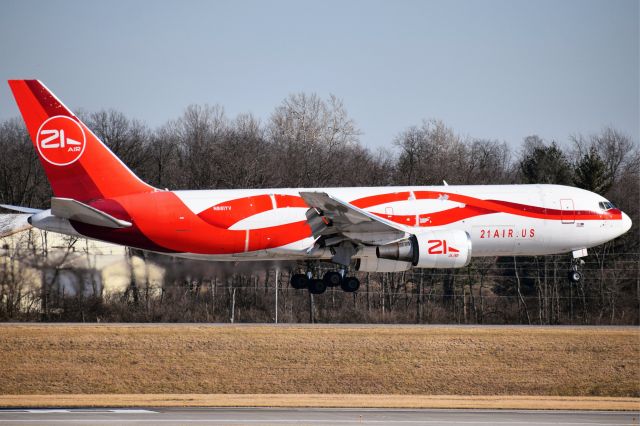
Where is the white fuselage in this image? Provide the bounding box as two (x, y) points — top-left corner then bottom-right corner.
(161, 184), (631, 262)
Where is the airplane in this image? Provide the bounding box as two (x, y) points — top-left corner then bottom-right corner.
(0, 80), (632, 294)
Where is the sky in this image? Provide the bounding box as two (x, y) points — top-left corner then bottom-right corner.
(0, 0), (638, 150)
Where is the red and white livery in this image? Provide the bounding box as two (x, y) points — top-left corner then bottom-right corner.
(3, 80), (632, 293)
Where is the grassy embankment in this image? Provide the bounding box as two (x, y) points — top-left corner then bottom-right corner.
(0, 324), (638, 409)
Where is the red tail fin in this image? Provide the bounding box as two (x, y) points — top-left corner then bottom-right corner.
(8, 80), (154, 202)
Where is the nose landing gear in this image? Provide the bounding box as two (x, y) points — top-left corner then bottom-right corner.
(568, 268), (582, 283)
(568, 258), (585, 283)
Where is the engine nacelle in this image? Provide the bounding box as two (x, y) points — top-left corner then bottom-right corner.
(376, 229), (472, 268)
(355, 256), (412, 273)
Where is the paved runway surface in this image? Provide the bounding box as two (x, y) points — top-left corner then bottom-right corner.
(0, 408), (638, 425)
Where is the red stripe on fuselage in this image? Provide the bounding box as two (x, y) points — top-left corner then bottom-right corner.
(198, 195), (273, 228)
(72, 189), (621, 255)
(351, 192), (412, 208)
(83, 191), (312, 255)
(353, 190), (620, 226)
(248, 221), (311, 251)
(486, 199), (621, 221)
(274, 194), (308, 208)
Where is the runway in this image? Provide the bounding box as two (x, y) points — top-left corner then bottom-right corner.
(0, 408), (637, 425)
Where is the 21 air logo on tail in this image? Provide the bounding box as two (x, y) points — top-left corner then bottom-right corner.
(36, 115), (86, 166)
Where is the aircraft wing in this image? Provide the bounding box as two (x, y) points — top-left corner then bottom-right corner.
(299, 191), (408, 246)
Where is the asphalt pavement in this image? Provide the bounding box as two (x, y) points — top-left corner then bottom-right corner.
(0, 407), (638, 425)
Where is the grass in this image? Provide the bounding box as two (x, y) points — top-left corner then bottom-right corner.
(0, 324), (638, 409)
(0, 394), (639, 410)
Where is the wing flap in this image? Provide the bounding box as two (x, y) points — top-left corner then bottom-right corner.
(299, 191), (407, 246)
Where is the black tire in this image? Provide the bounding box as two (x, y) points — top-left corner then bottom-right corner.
(290, 273), (309, 290)
(308, 279), (327, 294)
(323, 271), (342, 287)
(568, 270), (582, 283)
(341, 276), (360, 292)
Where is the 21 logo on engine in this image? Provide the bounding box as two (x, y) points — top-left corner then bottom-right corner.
(427, 239), (460, 257)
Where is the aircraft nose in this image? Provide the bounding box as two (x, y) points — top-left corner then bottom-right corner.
(621, 212), (632, 234)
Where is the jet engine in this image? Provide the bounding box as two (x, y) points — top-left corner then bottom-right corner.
(376, 229), (472, 268)
(355, 256), (412, 273)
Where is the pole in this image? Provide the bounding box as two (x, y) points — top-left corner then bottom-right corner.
(275, 269), (279, 324)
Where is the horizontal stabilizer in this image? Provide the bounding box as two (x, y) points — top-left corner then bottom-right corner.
(51, 198), (132, 229)
(0, 204), (43, 214)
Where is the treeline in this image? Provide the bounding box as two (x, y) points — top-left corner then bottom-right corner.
(0, 93), (638, 324)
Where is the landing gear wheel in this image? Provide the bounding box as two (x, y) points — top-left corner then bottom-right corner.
(308, 279), (327, 294)
(323, 271), (342, 287)
(568, 270), (582, 283)
(568, 258), (584, 283)
(341, 277), (360, 292)
(290, 273), (309, 290)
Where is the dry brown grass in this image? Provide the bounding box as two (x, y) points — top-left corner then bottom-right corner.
(0, 324), (638, 399)
(1, 394), (639, 410)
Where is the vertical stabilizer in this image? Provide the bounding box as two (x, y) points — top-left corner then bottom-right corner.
(8, 80), (154, 201)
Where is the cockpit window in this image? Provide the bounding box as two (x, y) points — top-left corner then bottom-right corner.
(599, 201), (617, 210)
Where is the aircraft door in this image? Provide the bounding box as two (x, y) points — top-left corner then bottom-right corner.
(560, 199), (575, 224)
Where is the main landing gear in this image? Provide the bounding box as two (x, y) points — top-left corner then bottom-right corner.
(290, 270), (360, 294)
